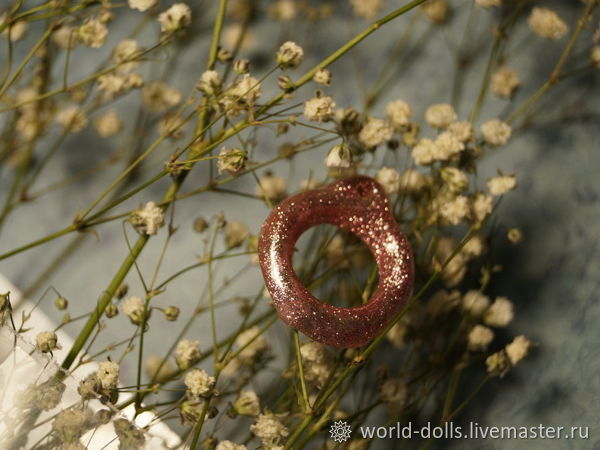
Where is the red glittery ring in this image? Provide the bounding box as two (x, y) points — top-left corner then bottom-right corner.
(258, 176), (414, 348)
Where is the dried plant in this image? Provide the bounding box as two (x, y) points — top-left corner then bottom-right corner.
(0, 0), (598, 448)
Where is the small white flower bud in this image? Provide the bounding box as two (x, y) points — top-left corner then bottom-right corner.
(276, 41), (304, 69)
(163, 306), (180, 321)
(197, 70), (222, 95)
(505, 335), (531, 365)
(528, 7), (568, 40)
(131, 201), (164, 235)
(487, 174), (517, 196)
(184, 368), (215, 397)
(303, 95), (335, 122)
(36, 331), (60, 353)
(467, 325), (494, 351)
(158, 3), (192, 33)
(481, 119), (511, 147)
(121, 296), (145, 325)
(324, 144), (352, 169)
(313, 68), (332, 86)
(425, 103), (456, 128)
(483, 296), (514, 327)
(462, 290), (490, 316)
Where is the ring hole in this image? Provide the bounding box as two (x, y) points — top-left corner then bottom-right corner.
(292, 224), (379, 308)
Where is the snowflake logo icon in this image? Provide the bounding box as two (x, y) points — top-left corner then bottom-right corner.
(329, 420), (352, 443)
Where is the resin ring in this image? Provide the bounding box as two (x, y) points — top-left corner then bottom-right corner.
(258, 176), (414, 348)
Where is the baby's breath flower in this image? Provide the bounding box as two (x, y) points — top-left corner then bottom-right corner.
(113, 418), (145, 449)
(225, 221), (250, 249)
(36, 331), (60, 353)
(234, 59), (251, 75)
(505, 335), (531, 365)
(78, 18), (108, 48)
(481, 119), (511, 147)
(97, 360), (119, 389)
(217, 147), (248, 176)
(375, 167), (401, 195)
(216, 441), (247, 450)
(128, 0), (157, 12)
(447, 121), (473, 143)
(102, 303), (118, 319)
(491, 67), (520, 99)
(425, 103), (457, 129)
(303, 95), (336, 122)
(180, 399), (205, 424)
(462, 234), (485, 258)
(268, 0), (297, 21)
(142, 81), (182, 112)
(113, 39), (140, 73)
(276, 41), (304, 69)
(411, 138), (436, 165)
(426, 289), (461, 316)
(94, 110), (123, 138)
(508, 228), (523, 244)
(163, 306), (180, 321)
(313, 68), (332, 86)
(487, 174), (517, 196)
(421, 0), (449, 24)
(528, 7), (568, 40)
(358, 117), (394, 148)
(399, 169), (427, 194)
(484, 296), (514, 327)
(462, 290), (490, 316)
(78, 374), (101, 400)
(385, 99), (412, 129)
(175, 339), (201, 370)
(433, 131), (464, 160)
(55, 296), (68, 310)
(486, 350), (510, 377)
(52, 408), (92, 443)
(236, 326), (269, 362)
(475, 0), (501, 8)
(325, 144), (352, 169)
(159, 113), (185, 139)
(233, 390), (260, 417)
(131, 201), (164, 235)
(125, 73), (144, 89)
(349, 0), (384, 20)
(0, 13), (27, 41)
(467, 325), (494, 351)
(185, 368), (216, 397)
(441, 167), (468, 192)
(56, 105), (88, 132)
(379, 378), (407, 412)
(32, 379), (66, 411)
(250, 413), (289, 446)
(121, 296), (145, 325)
(471, 192), (493, 223)
(197, 70), (222, 96)
(227, 75), (262, 105)
(256, 172), (287, 203)
(439, 195), (470, 225)
(591, 46), (600, 69)
(52, 25), (77, 50)
(300, 342), (335, 387)
(98, 73), (126, 97)
(158, 3), (192, 33)
(386, 321), (409, 349)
